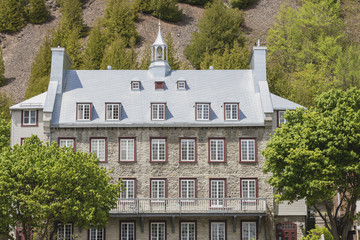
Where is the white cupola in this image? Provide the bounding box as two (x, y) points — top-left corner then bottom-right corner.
(149, 22), (171, 78)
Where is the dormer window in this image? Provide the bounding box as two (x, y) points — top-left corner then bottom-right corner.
(155, 81), (165, 90)
(106, 103), (120, 120)
(22, 110), (38, 126)
(224, 103), (239, 120)
(177, 81), (186, 90)
(196, 103), (210, 121)
(77, 103), (91, 121)
(151, 103), (166, 120)
(131, 81), (140, 90)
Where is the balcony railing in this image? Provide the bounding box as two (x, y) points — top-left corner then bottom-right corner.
(110, 198), (267, 215)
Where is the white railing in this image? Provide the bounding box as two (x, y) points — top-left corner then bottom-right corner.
(110, 198), (267, 214)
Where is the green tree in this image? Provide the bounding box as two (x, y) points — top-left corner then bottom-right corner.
(59, 0), (87, 36)
(0, 91), (12, 120)
(0, 112), (10, 153)
(82, 23), (106, 69)
(139, 43), (151, 70)
(230, 0), (254, 9)
(179, 0), (211, 5)
(301, 226), (334, 240)
(0, 135), (120, 240)
(149, 0), (182, 22)
(184, 0), (245, 69)
(0, 0), (26, 33)
(27, 0), (49, 24)
(0, 47), (5, 86)
(263, 88), (360, 240)
(165, 33), (180, 70)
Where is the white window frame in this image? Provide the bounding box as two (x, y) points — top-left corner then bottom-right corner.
(120, 179), (135, 201)
(121, 222), (135, 240)
(22, 110), (37, 125)
(210, 179), (225, 207)
(278, 110), (287, 125)
(180, 222), (196, 240)
(151, 138), (166, 162)
(240, 139), (256, 162)
(89, 228), (104, 240)
(131, 81), (140, 90)
(152, 103), (166, 120)
(209, 139), (225, 162)
(178, 81), (186, 90)
(210, 222), (226, 240)
(196, 103), (210, 120)
(180, 179), (196, 202)
(77, 103), (91, 121)
(224, 103), (238, 120)
(150, 222), (166, 240)
(91, 138), (106, 162)
(180, 139), (196, 162)
(57, 223), (72, 240)
(241, 179), (257, 202)
(151, 179), (166, 203)
(119, 138), (135, 162)
(241, 222), (256, 240)
(106, 103), (120, 120)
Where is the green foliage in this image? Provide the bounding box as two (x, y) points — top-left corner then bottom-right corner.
(267, 0), (360, 108)
(82, 23), (106, 69)
(0, 91), (12, 121)
(59, 0), (87, 36)
(0, 0), (26, 32)
(184, 0), (245, 69)
(165, 33), (180, 70)
(0, 135), (120, 239)
(135, 0), (182, 22)
(27, 0), (49, 24)
(0, 112), (10, 153)
(139, 43), (151, 70)
(301, 226), (334, 240)
(103, 0), (139, 46)
(101, 37), (138, 70)
(263, 88), (360, 239)
(230, 0), (254, 9)
(179, 0), (211, 5)
(200, 41), (249, 69)
(0, 47), (5, 86)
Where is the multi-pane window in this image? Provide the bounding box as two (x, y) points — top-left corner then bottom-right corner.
(120, 179), (135, 200)
(22, 110), (37, 125)
(240, 139), (256, 162)
(57, 223), (72, 240)
(89, 228), (104, 240)
(180, 179), (196, 201)
(91, 138), (106, 162)
(180, 139), (196, 162)
(152, 103), (166, 120)
(210, 222), (226, 240)
(119, 138), (135, 162)
(209, 139), (225, 162)
(121, 222), (135, 240)
(151, 222), (166, 240)
(242, 222), (256, 240)
(178, 81), (186, 90)
(210, 179), (225, 207)
(77, 103), (91, 120)
(224, 103), (238, 120)
(196, 103), (210, 120)
(151, 138), (166, 162)
(151, 179), (166, 202)
(278, 110), (287, 125)
(181, 222), (196, 240)
(59, 138), (75, 148)
(106, 103), (120, 120)
(241, 179), (257, 199)
(131, 81), (140, 90)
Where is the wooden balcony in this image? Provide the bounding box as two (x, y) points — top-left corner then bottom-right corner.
(110, 198), (267, 217)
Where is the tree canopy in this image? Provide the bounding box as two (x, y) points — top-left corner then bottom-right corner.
(0, 136), (120, 240)
(0, 112), (10, 154)
(263, 88), (360, 240)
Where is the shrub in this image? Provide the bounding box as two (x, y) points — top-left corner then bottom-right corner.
(179, 0), (211, 5)
(230, 0), (254, 9)
(27, 0), (49, 24)
(0, 0), (26, 33)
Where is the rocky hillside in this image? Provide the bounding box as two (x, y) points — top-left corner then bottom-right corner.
(0, 0), (304, 104)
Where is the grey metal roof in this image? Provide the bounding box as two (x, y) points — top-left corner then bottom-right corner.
(271, 93), (303, 110)
(51, 69), (267, 127)
(10, 92), (47, 110)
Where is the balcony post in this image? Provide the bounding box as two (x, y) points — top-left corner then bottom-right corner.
(136, 198), (139, 214)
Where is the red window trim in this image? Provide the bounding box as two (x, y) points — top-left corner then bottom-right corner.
(150, 137), (168, 162)
(105, 103), (121, 121)
(195, 103), (211, 121)
(155, 81), (165, 90)
(150, 178), (167, 200)
(119, 178), (137, 199)
(223, 102), (239, 120)
(131, 81), (141, 90)
(239, 138), (257, 163)
(21, 110), (39, 127)
(89, 137), (108, 163)
(209, 221), (227, 240)
(76, 103), (92, 121)
(240, 220), (258, 240)
(208, 138), (226, 163)
(151, 103), (167, 121)
(120, 221), (136, 240)
(177, 80), (187, 90)
(20, 138), (27, 146)
(179, 137), (197, 163)
(209, 178), (227, 199)
(240, 178), (258, 198)
(277, 110), (286, 127)
(149, 221), (166, 240)
(179, 221), (197, 240)
(118, 137), (136, 162)
(58, 137), (76, 151)
(179, 178), (197, 199)
(87, 227), (106, 240)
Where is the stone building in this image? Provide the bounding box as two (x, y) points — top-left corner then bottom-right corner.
(10, 25), (307, 240)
